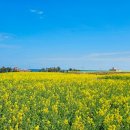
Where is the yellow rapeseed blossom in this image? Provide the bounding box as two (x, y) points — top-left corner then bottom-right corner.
(127, 116), (130, 124)
(64, 119), (69, 125)
(108, 125), (116, 130)
(43, 108), (49, 113)
(35, 125), (39, 130)
(0, 72), (130, 129)
(52, 105), (58, 113)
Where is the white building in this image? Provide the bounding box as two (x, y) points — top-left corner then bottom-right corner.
(109, 67), (122, 72)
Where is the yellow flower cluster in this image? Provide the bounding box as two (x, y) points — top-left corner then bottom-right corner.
(0, 72), (130, 130)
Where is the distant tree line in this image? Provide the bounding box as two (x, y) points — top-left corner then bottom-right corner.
(68, 68), (79, 72)
(0, 66), (79, 73)
(0, 67), (20, 73)
(39, 67), (61, 72)
(39, 67), (79, 72)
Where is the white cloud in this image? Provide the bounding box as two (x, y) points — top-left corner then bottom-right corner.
(29, 9), (44, 18)
(86, 51), (130, 58)
(24, 51), (130, 70)
(31, 51), (130, 63)
(0, 33), (15, 41)
(37, 11), (44, 15)
(30, 9), (37, 13)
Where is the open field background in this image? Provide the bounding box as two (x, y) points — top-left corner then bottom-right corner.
(0, 72), (130, 130)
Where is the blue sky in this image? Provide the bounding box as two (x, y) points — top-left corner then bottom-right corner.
(0, 0), (130, 70)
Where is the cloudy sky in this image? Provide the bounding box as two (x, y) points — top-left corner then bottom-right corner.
(0, 0), (130, 70)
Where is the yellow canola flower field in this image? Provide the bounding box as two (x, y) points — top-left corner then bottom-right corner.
(0, 72), (130, 130)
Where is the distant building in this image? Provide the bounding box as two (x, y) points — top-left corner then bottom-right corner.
(109, 67), (122, 72)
